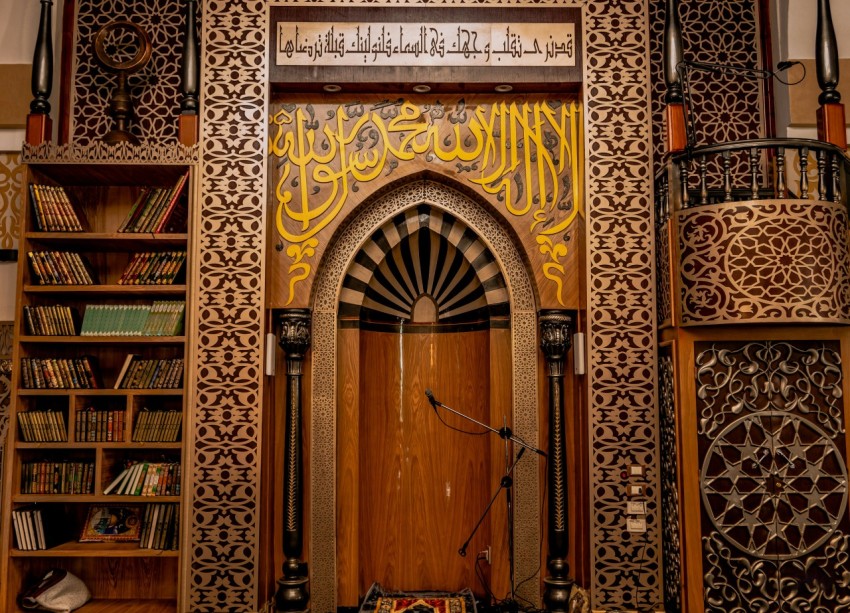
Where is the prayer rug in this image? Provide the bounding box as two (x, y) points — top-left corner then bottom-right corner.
(359, 583), (478, 613)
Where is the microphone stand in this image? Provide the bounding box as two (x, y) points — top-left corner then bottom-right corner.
(426, 390), (545, 612)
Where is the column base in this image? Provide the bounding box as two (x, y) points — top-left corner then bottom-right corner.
(275, 560), (309, 613)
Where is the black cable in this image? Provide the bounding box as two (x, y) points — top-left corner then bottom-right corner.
(430, 404), (490, 436)
(632, 528), (651, 611)
(475, 552), (496, 606)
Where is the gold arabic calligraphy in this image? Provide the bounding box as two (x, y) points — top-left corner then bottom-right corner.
(269, 99), (581, 305)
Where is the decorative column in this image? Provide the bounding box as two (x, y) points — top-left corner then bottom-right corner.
(816, 0), (846, 149)
(663, 0), (687, 152)
(179, 0), (200, 146)
(27, 0), (53, 145)
(540, 310), (574, 612)
(275, 309), (311, 613)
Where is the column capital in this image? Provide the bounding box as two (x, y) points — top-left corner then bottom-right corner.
(279, 309), (312, 359)
(539, 310), (573, 365)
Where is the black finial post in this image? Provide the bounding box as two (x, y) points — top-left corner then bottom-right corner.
(179, 0), (200, 145)
(816, 0), (847, 149)
(27, 0), (54, 144)
(816, 0), (841, 105)
(663, 0), (687, 152)
(663, 0), (684, 104)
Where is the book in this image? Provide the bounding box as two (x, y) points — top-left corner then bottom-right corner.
(153, 171), (190, 233)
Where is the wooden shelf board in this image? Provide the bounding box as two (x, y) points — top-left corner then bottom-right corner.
(76, 600), (177, 613)
(13, 495), (181, 504)
(24, 232), (188, 250)
(17, 442), (182, 450)
(20, 336), (185, 344)
(10, 540), (178, 558)
(24, 285), (187, 295)
(17, 389), (184, 397)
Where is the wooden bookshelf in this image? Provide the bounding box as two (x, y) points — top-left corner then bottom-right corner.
(0, 159), (193, 612)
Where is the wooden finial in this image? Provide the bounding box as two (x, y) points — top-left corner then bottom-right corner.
(663, 0), (687, 152)
(26, 0), (54, 145)
(179, 0), (200, 146)
(816, 0), (846, 149)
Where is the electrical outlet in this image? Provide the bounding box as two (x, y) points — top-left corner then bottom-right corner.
(478, 545), (491, 564)
(627, 500), (646, 515)
(629, 464), (644, 477)
(626, 484), (644, 497)
(627, 517), (647, 533)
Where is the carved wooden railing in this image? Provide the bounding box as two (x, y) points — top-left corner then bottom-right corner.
(655, 139), (850, 225)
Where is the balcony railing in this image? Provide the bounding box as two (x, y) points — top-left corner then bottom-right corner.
(655, 138), (850, 225)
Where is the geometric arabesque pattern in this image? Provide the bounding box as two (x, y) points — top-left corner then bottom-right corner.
(0, 153), (24, 250)
(584, 1), (660, 610)
(677, 201), (850, 325)
(71, 0), (185, 144)
(695, 341), (850, 612)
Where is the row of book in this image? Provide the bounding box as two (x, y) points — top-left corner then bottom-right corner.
(117, 251), (186, 285)
(27, 251), (95, 285)
(118, 171), (189, 234)
(11, 505), (66, 550)
(115, 356), (184, 390)
(23, 305), (77, 336)
(21, 357), (99, 390)
(21, 461), (95, 495)
(76, 407), (126, 442)
(17, 409), (68, 442)
(80, 301), (185, 336)
(29, 184), (85, 232)
(139, 503), (180, 550)
(103, 461), (182, 497)
(133, 409), (183, 442)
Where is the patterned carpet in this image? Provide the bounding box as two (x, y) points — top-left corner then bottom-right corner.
(359, 583), (478, 613)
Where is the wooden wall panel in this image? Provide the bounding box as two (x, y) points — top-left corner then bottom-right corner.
(357, 328), (491, 594)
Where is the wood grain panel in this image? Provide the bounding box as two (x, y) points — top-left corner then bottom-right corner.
(337, 328), (361, 605)
(358, 327), (492, 594)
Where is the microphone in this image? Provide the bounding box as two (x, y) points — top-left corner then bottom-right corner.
(425, 389), (439, 407)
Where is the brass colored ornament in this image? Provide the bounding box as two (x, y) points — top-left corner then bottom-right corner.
(93, 20), (152, 145)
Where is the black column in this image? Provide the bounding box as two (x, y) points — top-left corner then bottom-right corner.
(30, 0), (53, 115)
(180, 0), (200, 114)
(275, 309), (311, 613)
(539, 310), (574, 612)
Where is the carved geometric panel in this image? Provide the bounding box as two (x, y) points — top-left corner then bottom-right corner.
(0, 153), (24, 250)
(677, 201), (850, 325)
(584, 1), (659, 610)
(71, 0), (185, 144)
(658, 349), (681, 613)
(695, 341), (850, 612)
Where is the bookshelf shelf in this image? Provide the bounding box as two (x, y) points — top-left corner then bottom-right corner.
(20, 336), (186, 344)
(10, 541), (180, 558)
(13, 495), (182, 504)
(2, 158), (193, 612)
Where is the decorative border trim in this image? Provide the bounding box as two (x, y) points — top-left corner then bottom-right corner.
(584, 1), (659, 608)
(22, 141), (198, 164)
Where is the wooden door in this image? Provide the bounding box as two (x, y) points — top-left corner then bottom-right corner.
(357, 326), (493, 594)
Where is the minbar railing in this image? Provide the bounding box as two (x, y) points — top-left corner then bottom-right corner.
(655, 138), (850, 226)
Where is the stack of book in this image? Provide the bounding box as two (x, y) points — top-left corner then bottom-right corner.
(11, 505), (68, 550)
(139, 503), (179, 550)
(29, 184), (86, 232)
(118, 251), (186, 285)
(20, 357), (100, 389)
(79, 301), (185, 336)
(27, 251), (95, 285)
(20, 460), (95, 494)
(103, 461), (181, 496)
(114, 356), (184, 389)
(132, 409), (182, 442)
(117, 172), (189, 234)
(75, 407), (125, 442)
(17, 409), (68, 442)
(23, 305), (78, 336)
